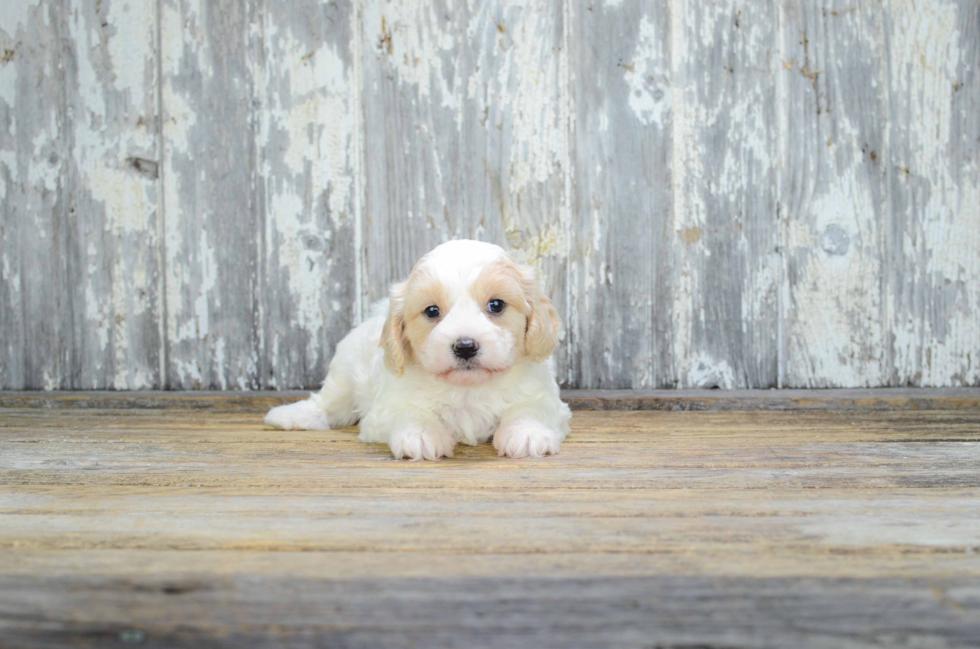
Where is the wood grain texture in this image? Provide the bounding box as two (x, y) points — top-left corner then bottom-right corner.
(2, 573), (978, 649)
(671, 0), (780, 389)
(358, 0), (570, 340)
(257, 0), (358, 389)
(779, 1), (888, 388)
(1, 0), (978, 390)
(567, 0), (673, 389)
(67, 0), (163, 391)
(885, 0), (980, 387)
(1, 406), (979, 646)
(4, 387), (980, 412)
(160, 0), (263, 389)
(1, 1), (75, 390)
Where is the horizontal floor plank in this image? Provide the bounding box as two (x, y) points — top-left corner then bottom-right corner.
(3, 388), (980, 411)
(2, 402), (979, 646)
(2, 574), (978, 649)
(4, 548), (980, 580)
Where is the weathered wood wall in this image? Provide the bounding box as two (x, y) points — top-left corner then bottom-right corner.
(1, 0), (977, 390)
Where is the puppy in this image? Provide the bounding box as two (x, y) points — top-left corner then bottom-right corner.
(264, 240), (572, 460)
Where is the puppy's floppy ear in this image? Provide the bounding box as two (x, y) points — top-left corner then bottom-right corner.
(381, 281), (410, 376)
(519, 264), (561, 362)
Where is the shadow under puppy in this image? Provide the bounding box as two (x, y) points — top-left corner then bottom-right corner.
(265, 240), (572, 460)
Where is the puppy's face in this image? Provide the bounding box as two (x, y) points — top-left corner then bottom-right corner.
(381, 241), (560, 386)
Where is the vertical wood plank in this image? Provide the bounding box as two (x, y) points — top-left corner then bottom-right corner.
(160, 0), (262, 389)
(670, 0), (779, 388)
(258, 0), (358, 389)
(360, 0), (482, 296)
(0, 1), (73, 389)
(358, 0), (570, 373)
(567, 0), (673, 389)
(1, 0), (977, 391)
(778, 2), (888, 387)
(65, 0), (162, 389)
(885, 0), (980, 387)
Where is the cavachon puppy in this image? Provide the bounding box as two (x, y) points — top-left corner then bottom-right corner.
(265, 240), (572, 460)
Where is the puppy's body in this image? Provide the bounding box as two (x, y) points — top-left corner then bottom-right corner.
(265, 240), (571, 460)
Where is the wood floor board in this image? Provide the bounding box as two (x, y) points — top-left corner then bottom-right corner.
(3, 388), (980, 412)
(1, 575), (978, 649)
(1, 395), (979, 647)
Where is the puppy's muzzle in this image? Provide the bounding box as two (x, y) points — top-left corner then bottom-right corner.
(452, 338), (479, 360)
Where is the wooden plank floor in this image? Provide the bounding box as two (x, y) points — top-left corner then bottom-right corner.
(2, 394), (980, 648)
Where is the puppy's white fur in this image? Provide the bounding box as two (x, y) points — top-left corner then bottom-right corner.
(265, 240), (571, 460)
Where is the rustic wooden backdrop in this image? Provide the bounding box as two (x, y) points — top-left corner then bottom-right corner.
(1, 0), (977, 390)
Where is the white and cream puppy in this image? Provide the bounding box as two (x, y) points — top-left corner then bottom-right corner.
(264, 240), (572, 460)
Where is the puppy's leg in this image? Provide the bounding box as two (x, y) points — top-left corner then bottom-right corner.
(360, 408), (456, 461)
(264, 315), (381, 431)
(494, 399), (572, 459)
(264, 369), (359, 431)
(388, 419), (456, 461)
(264, 397), (330, 430)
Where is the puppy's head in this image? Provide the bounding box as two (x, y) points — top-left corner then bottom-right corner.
(381, 240), (560, 386)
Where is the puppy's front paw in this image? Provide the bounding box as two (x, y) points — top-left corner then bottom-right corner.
(389, 424), (456, 461)
(494, 419), (562, 458)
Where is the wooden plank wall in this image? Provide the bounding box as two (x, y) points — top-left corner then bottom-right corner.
(1, 0), (977, 390)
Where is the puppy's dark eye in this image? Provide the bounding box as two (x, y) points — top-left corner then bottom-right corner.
(424, 305), (441, 319)
(487, 299), (505, 314)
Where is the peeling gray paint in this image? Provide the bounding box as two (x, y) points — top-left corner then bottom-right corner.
(2, 1), (75, 390)
(1, 0), (977, 390)
(259, 0), (358, 389)
(780, 1), (888, 388)
(161, 0), (262, 389)
(66, 0), (162, 390)
(568, 0), (673, 389)
(885, 0), (980, 387)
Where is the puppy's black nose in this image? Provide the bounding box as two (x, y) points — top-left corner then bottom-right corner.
(453, 338), (479, 360)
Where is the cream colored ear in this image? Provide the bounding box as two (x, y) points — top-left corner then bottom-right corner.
(521, 265), (561, 362)
(381, 281), (409, 376)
